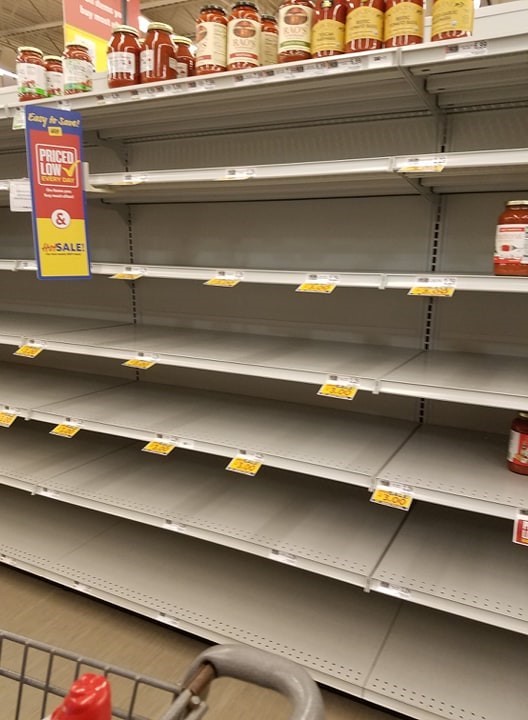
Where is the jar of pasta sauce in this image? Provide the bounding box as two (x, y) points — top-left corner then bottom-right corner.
(16, 47), (47, 102)
(431, 0), (473, 41)
(345, 0), (384, 52)
(312, 0), (346, 57)
(173, 36), (195, 77)
(108, 25), (141, 87)
(384, 0), (423, 47)
(260, 15), (278, 66)
(508, 413), (528, 475)
(141, 22), (177, 83)
(278, 0), (314, 62)
(494, 200), (528, 276)
(196, 5), (228, 75)
(63, 43), (94, 94)
(228, 2), (261, 70)
(44, 55), (63, 96)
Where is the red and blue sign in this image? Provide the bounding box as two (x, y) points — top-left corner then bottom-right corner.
(25, 105), (91, 279)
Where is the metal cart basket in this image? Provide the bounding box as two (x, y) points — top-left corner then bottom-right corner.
(0, 629), (324, 720)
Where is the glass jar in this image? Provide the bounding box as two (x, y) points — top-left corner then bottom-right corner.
(311, 0), (347, 57)
(384, 0), (423, 47)
(196, 5), (228, 75)
(260, 15), (278, 66)
(44, 56), (63, 97)
(173, 36), (195, 77)
(494, 200), (528, 276)
(278, 0), (315, 63)
(16, 47), (47, 102)
(345, 0), (384, 53)
(227, 1), (261, 70)
(431, 0), (473, 41)
(140, 22), (177, 83)
(63, 43), (94, 94)
(508, 412), (528, 475)
(108, 25), (141, 88)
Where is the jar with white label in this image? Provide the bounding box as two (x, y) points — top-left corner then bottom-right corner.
(196, 5), (228, 75)
(228, 1), (261, 70)
(141, 22), (177, 83)
(17, 47), (47, 102)
(108, 25), (141, 88)
(508, 412), (528, 475)
(173, 36), (195, 77)
(44, 56), (63, 96)
(63, 43), (94, 94)
(278, 0), (315, 63)
(494, 200), (528, 276)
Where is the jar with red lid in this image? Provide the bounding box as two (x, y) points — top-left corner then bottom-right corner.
(173, 36), (195, 77)
(227, 1), (261, 70)
(431, 0), (473, 41)
(384, 0), (423, 47)
(16, 47), (47, 102)
(44, 56), (63, 97)
(278, 0), (315, 62)
(196, 5), (228, 75)
(311, 0), (347, 57)
(63, 43), (94, 94)
(107, 25), (141, 88)
(260, 15), (278, 66)
(508, 413), (528, 475)
(140, 22), (177, 83)
(345, 0), (384, 52)
(494, 200), (528, 276)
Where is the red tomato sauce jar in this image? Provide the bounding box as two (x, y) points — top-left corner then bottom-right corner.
(63, 43), (94, 94)
(227, 1), (261, 70)
(260, 15), (279, 65)
(141, 22), (177, 83)
(196, 5), (228, 75)
(508, 412), (528, 475)
(44, 55), (63, 97)
(173, 36), (195, 77)
(494, 201), (528, 276)
(278, 0), (315, 62)
(16, 47), (47, 102)
(384, 0), (423, 47)
(108, 25), (141, 88)
(311, 0), (347, 57)
(345, 0), (384, 52)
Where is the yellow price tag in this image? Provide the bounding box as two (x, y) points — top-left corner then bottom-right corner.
(110, 273), (143, 280)
(142, 440), (176, 456)
(0, 412), (17, 428)
(318, 382), (358, 400)
(409, 286), (455, 297)
(50, 424), (80, 439)
(398, 157), (446, 173)
(370, 486), (413, 511)
(14, 345), (43, 358)
(122, 358), (156, 370)
(296, 283), (336, 294)
(205, 278), (240, 287)
(226, 455), (262, 476)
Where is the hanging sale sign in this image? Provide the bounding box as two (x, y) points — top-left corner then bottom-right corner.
(25, 105), (91, 280)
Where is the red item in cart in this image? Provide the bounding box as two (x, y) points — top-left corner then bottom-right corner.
(51, 674), (111, 720)
(196, 5), (228, 75)
(494, 200), (528, 276)
(260, 15), (279, 65)
(107, 25), (141, 88)
(384, 0), (423, 47)
(140, 22), (177, 83)
(227, 1), (261, 70)
(311, 0), (347, 57)
(278, 0), (315, 63)
(16, 47), (47, 102)
(173, 36), (195, 77)
(431, 0), (473, 41)
(508, 413), (528, 475)
(345, 0), (384, 52)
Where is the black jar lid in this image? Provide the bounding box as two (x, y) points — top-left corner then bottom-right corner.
(232, 1), (258, 9)
(200, 4), (227, 13)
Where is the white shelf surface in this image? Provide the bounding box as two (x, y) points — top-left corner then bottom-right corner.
(0, 363), (415, 487)
(0, 422), (404, 588)
(370, 503), (528, 634)
(377, 424), (527, 519)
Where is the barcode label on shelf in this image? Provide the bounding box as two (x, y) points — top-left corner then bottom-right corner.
(371, 481), (413, 511)
(9, 180), (32, 212)
(156, 613), (181, 628)
(223, 167), (255, 180)
(142, 440), (176, 456)
(12, 107), (26, 130)
(397, 156), (446, 173)
(409, 276), (457, 297)
(445, 40), (488, 60)
(376, 581), (412, 600)
(110, 266), (145, 280)
(513, 510), (528, 546)
(226, 452), (263, 476)
(268, 549), (298, 566)
(278, 65), (305, 80)
(296, 273), (339, 294)
(0, 412), (17, 428)
(14, 343), (44, 358)
(318, 375), (359, 400)
(50, 423), (81, 439)
(368, 53), (393, 69)
(205, 270), (244, 287)
(123, 357), (157, 370)
(306, 59), (341, 76)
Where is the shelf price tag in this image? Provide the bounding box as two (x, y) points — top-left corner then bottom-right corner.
(317, 375), (359, 400)
(408, 276), (456, 297)
(205, 271), (244, 288)
(14, 343), (44, 359)
(142, 440), (176, 456)
(0, 411), (17, 428)
(376, 581), (412, 600)
(12, 107), (26, 130)
(123, 355), (157, 370)
(226, 452), (263, 476)
(223, 167), (255, 180)
(9, 180), (32, 212)
(296, 274), (339, 294)
(513, 510), (528, 547)
(110, 266), (145, 280)
(368, 53), (393, 69)
(50, 423), (81, 439)
(268, 549), (298, 566)
(370, 481), (413, 511)
(397, 156), (446, 173)
(445, 40), (488, 60)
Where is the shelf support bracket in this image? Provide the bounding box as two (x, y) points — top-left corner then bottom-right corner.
(398, 66), (444, 120)
(85, 131), (127, 165)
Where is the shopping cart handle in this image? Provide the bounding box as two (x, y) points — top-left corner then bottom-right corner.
(182, 644), (325, 720)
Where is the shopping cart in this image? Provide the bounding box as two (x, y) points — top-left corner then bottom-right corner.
(0, 629), (324, 720)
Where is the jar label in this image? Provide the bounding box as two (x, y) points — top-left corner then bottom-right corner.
(63, 58), (93, 93)
(16, 62), (47, 97)
(432, 0), (473, 36)
(278, 5), (314, 53)
(311, 19), (345, 53)
(384, 2), (423, 41)
(196, 21), (227, 68)
(346, 6), (384, 42)
(494, 224), (528, 264)
(108, 51), (136, 78)
(140, 49), (154, 74)
(176, 61), (189, 78)
(46, 71), (63, 96)
(509, 430), (528, 466)
(260, 29), (279, 65)
(228, 18), (261, 66)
